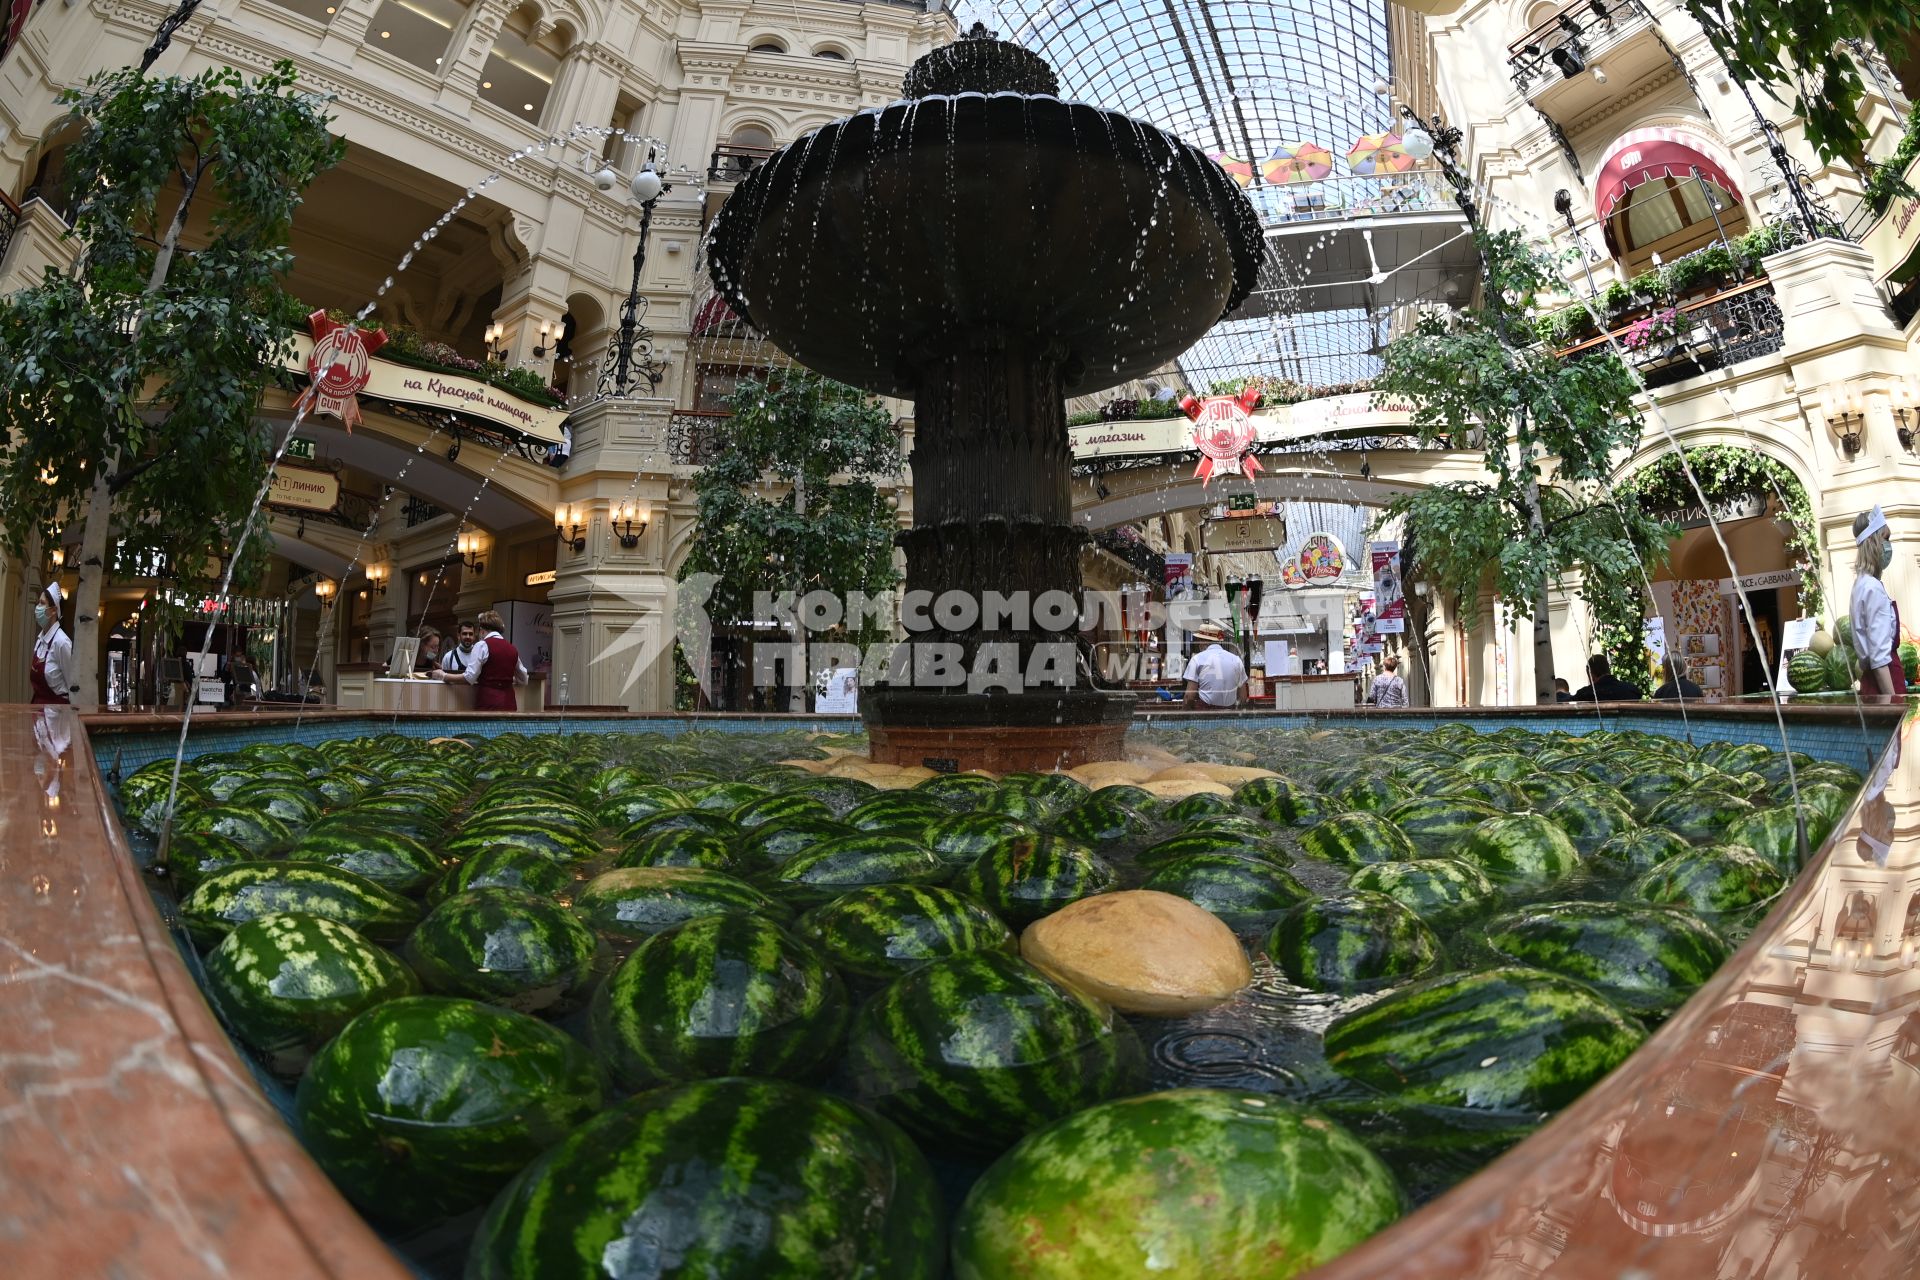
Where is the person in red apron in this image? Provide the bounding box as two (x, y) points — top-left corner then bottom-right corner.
(30, 581), (72, 705)
(1850, 506), (1908, 698)
(452, 609), (527, 711)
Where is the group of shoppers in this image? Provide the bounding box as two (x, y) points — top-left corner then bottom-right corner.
(412, 611), (530, 711)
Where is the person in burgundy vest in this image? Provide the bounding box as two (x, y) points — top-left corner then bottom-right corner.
(30, 581), (72, 705)
(452, 609), (527, 711)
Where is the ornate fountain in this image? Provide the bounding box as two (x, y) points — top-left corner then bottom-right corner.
(709, 25), (1262, 771)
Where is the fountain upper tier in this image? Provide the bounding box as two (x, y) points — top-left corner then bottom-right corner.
(707, 42), (1263, 400)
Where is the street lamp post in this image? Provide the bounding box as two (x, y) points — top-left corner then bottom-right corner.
(595, 145), (700, 399)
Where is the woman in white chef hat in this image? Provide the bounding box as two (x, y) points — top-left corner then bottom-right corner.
(30, 580), (73, 705)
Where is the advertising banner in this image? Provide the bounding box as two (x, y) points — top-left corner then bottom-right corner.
(1370, 540), (1406, 634)
(267, 461), (340, 512)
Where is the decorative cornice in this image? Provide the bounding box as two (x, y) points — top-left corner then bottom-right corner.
(1563, 66), (1683, 138)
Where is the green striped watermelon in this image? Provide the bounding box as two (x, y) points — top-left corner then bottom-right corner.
(119, 769), (202, 834)
(177, 804), (294, 856)
(589, 914), (848, 1089)
(688, 781), (769, 812)
(595, 785), (690, 831)
(201, 913), (417, 1074)
(1234, 776), (1331, 828)
(616, 828), (740, 871)
(1160, 791), (1237, 823)
(1176, 813), (1274, 842)
(1591, 826), (1691, 874)
(1724, 806), (1806, 876)
(1136, 830), (1287, 870)
(1614, 770), (1695, 817)
(1347, 858), (1498, 921)
(1544, 789), (1638, 857)
(1323, 967), (1645, 1112)
(1438, 775), (1529, 810)
(1268, 893), (1443, 993)
(1455, 751), (1532, 781)
(445, 819), (604, 866)
(924, 813), (1040, 869)
(1383, 797), (1498, 859)
(616, 808), (740, 845)
(1141, 854), (1311, 929)
(1050, 794), (1155, 845)
(1644, 789), (1757, 843)
(571, 866), (789, 940)
(463, 799), (599, 834)
(228, 781), (325, 828)
(730, 790), (835, 831)
(952, 835), (1119, 926)
(1331, 774), (1411, 813)
(164, 830), (254, 897)
(294, 996), (602, 1223)
(952, 1089), (1402, 1280)
(1631, 845), (1787, 916)
(1299, 812), (1417, 866)
(405, 888), (600, 1012)
(310, 806), (441, 844)
(181, 862), (421, 946)
(914, 772), (1002, 810)
(845, 792), (952, 836)
(432, 845), (575, 903)
(789, 775), (881, 815)
(796, 885), (1015, 980)
(467, 1078), (943, 1280)
(1483, 902), (1731, 1016)
(1458, 814), (1580, 885)
(584, 765), (650, 805)
(846, 950), (1146, 1156)
(772, 835), (948, 905)
(1516, 772), (1586, 809)
(739, 816), (854, 867)
(288, 827), (443, 896)
(975, 788), (1057, 823)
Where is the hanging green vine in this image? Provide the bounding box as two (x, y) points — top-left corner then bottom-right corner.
(1615, 444), (1822, 617)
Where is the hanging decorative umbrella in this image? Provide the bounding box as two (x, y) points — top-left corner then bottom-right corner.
(1208, 152), (1256, 188)
(1260, 142), (1335, 185)
(1346, 132), (1417, 175)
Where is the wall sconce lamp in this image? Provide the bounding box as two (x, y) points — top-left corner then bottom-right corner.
(1822, 385), (1867, 458)
(456, 530), (487, 575)
(533, 319), (554, 358)
(485, 321), (508, 362)
(612, 499), (649, 549)
(50, 547), (65, 570)
(555, 503), (588, 553)
(314, 577), (337, 606)
(366, 563), (390, 596)
(1894, 377), (1920, 451)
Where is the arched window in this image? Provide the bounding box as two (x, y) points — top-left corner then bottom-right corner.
(813, 47), (848, 61)
(366, 0), (468, 73)
(479, 7), (571, 121)
(1607, 173), (1747, 273)
(748, 38), (787, 55)
(719, 123), (777, 180)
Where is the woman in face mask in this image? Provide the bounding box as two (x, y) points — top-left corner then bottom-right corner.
(31, 581), (73, 705)
(1850, 505), (1905, 698)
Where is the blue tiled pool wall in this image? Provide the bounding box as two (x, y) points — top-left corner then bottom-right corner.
(1135, 710), (1895, 773)
(89, 708), (1896, 780)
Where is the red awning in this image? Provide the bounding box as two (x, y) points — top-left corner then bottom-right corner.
(691, 293), (753, 338)
(1593, 126), (1742, 222)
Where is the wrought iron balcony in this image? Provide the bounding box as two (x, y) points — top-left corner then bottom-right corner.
(1508, 0), (1645, 95)
(1556, 278), (1785, 390)
(667, 410), (729, 466)
(1249, 170), (1454, 226)
(0, 190), (20, 271)
(707, 143), (777, 185)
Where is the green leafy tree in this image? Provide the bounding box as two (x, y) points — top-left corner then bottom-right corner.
(0, 61), (343, 708)
(1374, 228), (1668, 703)
(1684, 1), (1919, 172)
(678, 369), (904, 710)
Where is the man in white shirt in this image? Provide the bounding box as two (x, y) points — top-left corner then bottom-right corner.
(1183, 635), (1247, 708)
(440, 621), (480, 675)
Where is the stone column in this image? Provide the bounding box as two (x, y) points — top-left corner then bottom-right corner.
(317, 0), (384, 64)
(434, 0), (511, 113)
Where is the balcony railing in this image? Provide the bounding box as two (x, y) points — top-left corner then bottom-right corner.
(1251, 170), (1454, 226)
(667, 410), (729, 466)
(708, 143), (778, 185)
(0, 190), (20, 271)
(1508, 0), (1645, 94)
(1556, 278), (1785, 390)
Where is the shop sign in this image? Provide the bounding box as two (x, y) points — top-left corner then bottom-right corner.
(1202, 514), (1287, 552)
(1716, 568), (1801, 595)
(293, 312), (388, 431)
(268, 461), (339, 513)
(1645, 490), (1766, 530)
(1181, 386), (1264, 484)
(526, 569), (558, 587)
(287, 334), (570, 445)
(1068, 418), (1191, 458)
(1866, 148), (1920, 286)
(1298, 532), (1346, 584)
(1065, 391), (1419, 464)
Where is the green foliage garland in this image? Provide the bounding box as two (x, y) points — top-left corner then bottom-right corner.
(1864, 101), (1920, 217)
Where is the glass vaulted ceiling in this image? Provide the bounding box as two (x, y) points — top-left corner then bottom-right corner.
(982, 0), (1396, 390)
